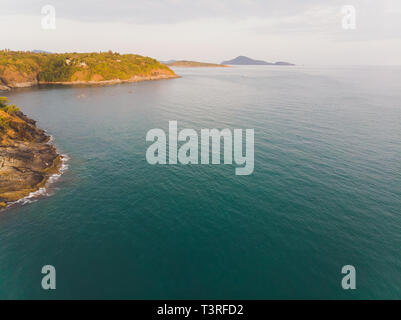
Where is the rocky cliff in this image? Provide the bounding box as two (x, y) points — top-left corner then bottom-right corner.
(0, 98), (62, 208)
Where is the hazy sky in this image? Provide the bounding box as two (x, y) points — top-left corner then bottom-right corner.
(1, 0), (401, 65)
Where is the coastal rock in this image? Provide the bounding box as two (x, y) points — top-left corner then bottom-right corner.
(0, 65), (39, 88)
(0, 84), (10, 91)
(0, 79), (11, 91)
(0, 108), (62, 207)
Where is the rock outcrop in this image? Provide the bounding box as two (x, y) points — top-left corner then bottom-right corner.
(0, 106), (62, 208)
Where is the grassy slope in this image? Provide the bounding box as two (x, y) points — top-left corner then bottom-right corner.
(0, 50), (176, 86)
(0, 97), (19, 131)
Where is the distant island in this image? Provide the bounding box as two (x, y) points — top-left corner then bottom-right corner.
(0, 97), (63, 209)
(164, 60), (228, 68)
(0, 50), (178, 91)
(222, 56), (294, 66)
(32, 49), (52, 54)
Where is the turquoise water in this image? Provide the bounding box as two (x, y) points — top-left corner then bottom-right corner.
(0, 66), (400, 299)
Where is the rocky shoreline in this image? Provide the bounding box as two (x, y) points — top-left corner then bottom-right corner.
(0, 106), (63, 209)
(0, 73), (179, 91)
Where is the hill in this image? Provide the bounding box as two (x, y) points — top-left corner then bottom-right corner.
(0, 50), (177, 90)
(222, 56), (294, 66)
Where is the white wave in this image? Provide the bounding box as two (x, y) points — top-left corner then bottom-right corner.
(46, 134), (54, 144)
(6, 150), (70, 208)
(12, 187), (48, 206)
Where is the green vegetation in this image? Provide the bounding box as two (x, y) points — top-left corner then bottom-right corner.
(38, 55), (74, 82)
(0, 116), (7, 131)
(0, 97), (19, 131)
(0, 96), (8, 107)
(0, 50), (175, 84)
(0, 97), (19, 114)
(0, 97), (9, 131)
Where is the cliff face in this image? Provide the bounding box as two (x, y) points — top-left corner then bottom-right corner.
(0, 107), (62, 208)
(0, 51), (177, 90)
(0, 65), (39, 89)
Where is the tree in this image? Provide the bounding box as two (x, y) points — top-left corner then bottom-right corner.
(0, 96), (9, 108)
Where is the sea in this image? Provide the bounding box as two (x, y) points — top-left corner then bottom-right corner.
(0, 65), (400, 299)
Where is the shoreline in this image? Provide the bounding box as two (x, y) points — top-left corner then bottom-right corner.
(0, 138), (65, 210)
(6, 151), (69, 209)
(0, 74), (180, 91)
(0, 109), (67, 210)
(168, 64), (229, 68)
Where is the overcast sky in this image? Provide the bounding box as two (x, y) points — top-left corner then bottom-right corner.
(1, 0), (401, 65)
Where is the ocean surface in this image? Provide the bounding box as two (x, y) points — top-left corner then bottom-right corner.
(0, 66), (400, 299)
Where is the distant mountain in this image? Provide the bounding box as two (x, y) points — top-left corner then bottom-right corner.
(32, 49), (52, 54)
(222, 56), (270, 65)
(222, 56), (294, 66)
